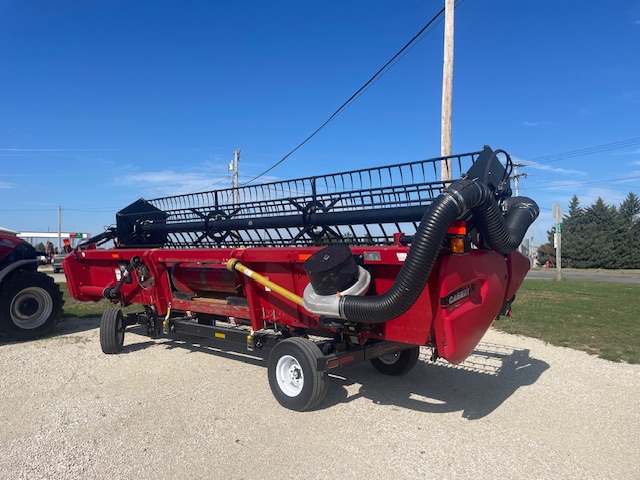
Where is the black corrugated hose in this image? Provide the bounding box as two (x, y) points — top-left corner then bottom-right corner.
(339, 179), (539, 324)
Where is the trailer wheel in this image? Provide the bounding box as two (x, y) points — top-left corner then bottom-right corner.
(267, 337), (328, 411)
(0, 271), (63, 340)
(100, 308), (125, 354)
(370, 346), (420, 376)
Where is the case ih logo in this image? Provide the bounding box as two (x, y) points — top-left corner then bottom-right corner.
(441, 283), (476, 308)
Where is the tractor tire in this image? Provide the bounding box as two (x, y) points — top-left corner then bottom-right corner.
(0, 271), (63, 340)
(267, 337), (328, 411)
(370, 346), (420, 376)
(100, 308), (125, 354)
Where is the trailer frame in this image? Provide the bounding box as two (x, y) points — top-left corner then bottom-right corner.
(63, 146), (536, 411)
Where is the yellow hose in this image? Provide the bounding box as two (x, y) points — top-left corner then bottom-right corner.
(226, 259), (304, 307)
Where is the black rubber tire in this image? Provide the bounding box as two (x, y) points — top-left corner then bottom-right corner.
(0, 271), (63, 340)
(100, 308), (125, 354)
(370, 346), (420, 376)
(53, 268), (60, 274)
(267, 337), (328, 411)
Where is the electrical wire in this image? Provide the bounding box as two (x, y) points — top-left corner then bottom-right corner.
(526, 174), (640, 191)
(239, 7), (448, 187)
(528, 137), (640, 164)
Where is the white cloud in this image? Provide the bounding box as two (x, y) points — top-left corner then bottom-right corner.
(527, 162), (586, 176)
(0, 181), (14, 189)
(523, 121), (555, 127)
(116, 170), (229, 197)
(580, 187), (629, 205)
(114, 161), (282, 199)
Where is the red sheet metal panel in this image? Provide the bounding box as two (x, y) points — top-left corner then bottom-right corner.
(434, 250), (508, 364)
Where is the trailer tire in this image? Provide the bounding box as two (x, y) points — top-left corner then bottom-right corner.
(267, 337), (328, 411)
(0, 271), (63, 340)
(370, 346), (420, 376)
(100, 308), (125, 354)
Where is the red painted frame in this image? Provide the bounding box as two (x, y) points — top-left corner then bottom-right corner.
(64, 245), (530, 364)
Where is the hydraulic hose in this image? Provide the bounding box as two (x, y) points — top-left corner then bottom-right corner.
(471, 196), (539, 254)
(338, 179), (538, 324)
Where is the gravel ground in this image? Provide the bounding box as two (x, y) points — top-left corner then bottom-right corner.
(1, 318), (638, 480)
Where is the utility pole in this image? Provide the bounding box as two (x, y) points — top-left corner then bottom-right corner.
(553, 203), (562, 281)
(440, 0), (455, 181)
(57, 206), (62, 251)
(512, 163), (530, 197)
(511, 163), (530, 254)
(230, 149), (240, 205)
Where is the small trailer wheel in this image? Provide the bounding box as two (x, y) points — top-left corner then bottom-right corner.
(100, 308), (125, 354)
(267, 337), (328, 411)
(370, 346), (420, 376)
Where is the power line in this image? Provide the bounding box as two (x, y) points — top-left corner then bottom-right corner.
(510, 136), (640, 192)
(529, 137), (640, 164)
(526, 174), (640, 191)
(240, 7), (448, 186)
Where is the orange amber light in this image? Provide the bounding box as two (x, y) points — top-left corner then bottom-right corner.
(450, 237), (465, 254)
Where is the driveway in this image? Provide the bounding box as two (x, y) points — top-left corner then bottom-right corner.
(1, 318), (638, 479)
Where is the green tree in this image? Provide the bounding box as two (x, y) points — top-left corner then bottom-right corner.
(618, 192), (640, 224)
(580, 198), (625, 269)
(560, 195), (589, 268)
(617, 192), (640, 268)
(536, 194), (640, 269)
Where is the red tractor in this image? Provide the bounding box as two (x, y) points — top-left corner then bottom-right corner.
(0, 233), (63, 340)
(64, 146), (538, 410)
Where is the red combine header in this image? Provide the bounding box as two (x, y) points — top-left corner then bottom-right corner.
(64, 146), (538, 410)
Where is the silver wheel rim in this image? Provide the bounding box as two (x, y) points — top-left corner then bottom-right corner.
(10, 286), (53, 330)
(275, 354), (304, 397)
(378, 352), (400, 365)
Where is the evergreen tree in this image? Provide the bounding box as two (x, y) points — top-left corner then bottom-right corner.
(618, 192), (640, 224)
(617, 192), (640, 268)
(580, 198), (624, 268)
(535, 193), (640, 269)
(560, 195), (588, 268)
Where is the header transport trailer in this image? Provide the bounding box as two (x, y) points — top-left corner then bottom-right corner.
(64, 146), (538, 411)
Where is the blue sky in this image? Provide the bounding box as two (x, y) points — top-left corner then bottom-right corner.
(1, 0), (639, 246)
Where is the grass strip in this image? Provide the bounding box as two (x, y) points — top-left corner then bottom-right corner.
(61, 284), (142, 318)
(60, 279), (639, 364)
(495, 279), (639, 364)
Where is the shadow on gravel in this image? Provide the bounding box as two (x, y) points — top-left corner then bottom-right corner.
(0, 316), (100, 345)
(125, 327), (267, 366)
(53, 316), (101, 336)
(0, 317), (549, 419)
(327, 342), (550, 419)
(118, 329), (549, 418)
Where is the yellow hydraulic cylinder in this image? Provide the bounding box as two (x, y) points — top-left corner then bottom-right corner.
(226, 259), (304, 307)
